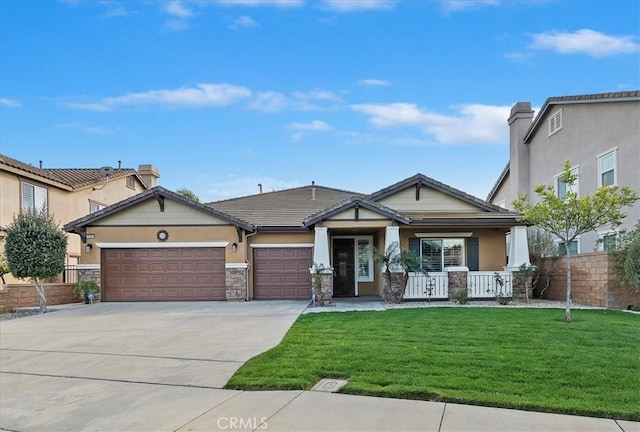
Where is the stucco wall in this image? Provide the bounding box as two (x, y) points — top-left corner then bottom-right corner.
(1, 171), (144, 284)
(543, 252), (640, 309)
(505, 99), (640, 253)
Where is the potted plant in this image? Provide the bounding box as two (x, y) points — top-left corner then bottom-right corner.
(74, 281), (100, 304)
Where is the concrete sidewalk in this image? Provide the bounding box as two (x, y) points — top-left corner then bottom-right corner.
(1, 373), (637, 432)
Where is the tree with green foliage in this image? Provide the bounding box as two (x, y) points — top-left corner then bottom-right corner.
(176, 187), (200, 202)
(5, 210), (67, 313)
(0, 251), (9, 285)
(513, 160), (638, 323)
(609, 221), (640, 291)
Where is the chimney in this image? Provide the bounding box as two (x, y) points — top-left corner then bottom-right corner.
(508, 102), (534, 207)
(137, 164), (160, 188)
(258, 183), (263, 194)
(311, 181), (316, 200)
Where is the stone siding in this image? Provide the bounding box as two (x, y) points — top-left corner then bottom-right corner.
(226, 268), (248, 301)
(312, 272), (333, 305)
(78, 268), (101, 288)
(448, 271), (468, 298)
(543, 252), (640, 309)
(0, 283), (77, 312)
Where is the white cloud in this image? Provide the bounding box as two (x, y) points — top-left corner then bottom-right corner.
(228, 15), (259, 29)
(321, 0), (397, 12)
(441, 0), (500, 13)
(358, 78), (391, 87)
(287, 119), (332, 141)
(215, 0), (303, 7)
(0, 98), (21, 108)
(288, 120), (332, 131)
(351, 102), (511, 145)
(205, 175), (301, 202)
(247, 91), (289, 112)
(164, 1), (193, 18)
(530, 29), (640, 58)
(99, 1), (131, 17)
(294, 89), (342, 102)
(64, 83), (252, 111)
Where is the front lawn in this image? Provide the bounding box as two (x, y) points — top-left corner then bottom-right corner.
(226, 308), (640, 420)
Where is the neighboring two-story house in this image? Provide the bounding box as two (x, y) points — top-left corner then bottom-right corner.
(0, 154), (160, 284)
(488, 91), (640, 254)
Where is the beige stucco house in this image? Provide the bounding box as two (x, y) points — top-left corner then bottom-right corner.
(0, 154), (159, 284)
(488, 91), (640, 254)
(64, 174), (530, 302)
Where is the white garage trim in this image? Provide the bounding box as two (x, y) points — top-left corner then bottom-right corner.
(96, 242), (229, 248)
(226, 263), (249, 269)
(250, 243), (314, 248)
(76, 264), (100, 270)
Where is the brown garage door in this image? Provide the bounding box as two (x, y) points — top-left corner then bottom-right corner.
(102, 248), (226, 302)
(253, 248), (312, 300)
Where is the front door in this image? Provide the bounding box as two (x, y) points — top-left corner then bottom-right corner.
(333, 238), (355, 296)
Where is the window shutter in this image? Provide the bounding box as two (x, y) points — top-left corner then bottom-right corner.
(467, 237), (479, 271)
(34, 186), (47, 212)
(22, 183), (34, 212)
(409, 238), (420, 256)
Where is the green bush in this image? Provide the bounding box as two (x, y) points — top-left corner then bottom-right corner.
(74, 281), (100, 295)
(451, 289), (469, 305)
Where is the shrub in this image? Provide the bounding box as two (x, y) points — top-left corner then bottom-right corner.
(451, 289), (469, 305)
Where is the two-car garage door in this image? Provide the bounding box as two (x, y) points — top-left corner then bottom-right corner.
(102, 247), (226, 302)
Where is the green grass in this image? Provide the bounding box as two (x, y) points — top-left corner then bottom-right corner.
(226, 308), (640, 421)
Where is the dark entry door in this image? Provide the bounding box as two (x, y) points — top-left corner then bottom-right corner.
(333, 238), (355, 296)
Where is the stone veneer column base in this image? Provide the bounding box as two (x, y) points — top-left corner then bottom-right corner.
(226, 267), (248, 301)
(312, 271), (333, 305)
(382, 272), (405, 303)
(447, 270), (468, 299)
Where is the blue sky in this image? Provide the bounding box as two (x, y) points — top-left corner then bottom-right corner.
(1, 0), (638, 203)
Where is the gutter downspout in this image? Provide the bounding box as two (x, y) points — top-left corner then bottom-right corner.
(243, 229), (259, 301)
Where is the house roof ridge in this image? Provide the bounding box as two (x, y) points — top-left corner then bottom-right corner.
(206, 184), (362, 205)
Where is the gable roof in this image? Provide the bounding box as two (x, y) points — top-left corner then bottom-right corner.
(486, 163), (509, 202)
(523, 90), (640, 143)
(367, 173), (509, 213)
(304, 197), (411, 226)
(0, 154), (147, 191)
(208, 185), (360, 229)
(64, 186), (254, 238)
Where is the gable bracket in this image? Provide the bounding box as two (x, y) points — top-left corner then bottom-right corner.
(154, 193), (165, 212)
(354, 203), (360, 221)
(415, 182), (422, 201)
(236, 226), (243, 243)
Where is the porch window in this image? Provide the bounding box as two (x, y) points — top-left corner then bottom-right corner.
(356, 237), (373, 282)
(21, 182), (47, 213)
(420, 239), (465, 272)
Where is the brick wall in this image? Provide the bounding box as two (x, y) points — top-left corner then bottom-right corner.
(543, 252), (640, 309)
(0, 283), (78, 312)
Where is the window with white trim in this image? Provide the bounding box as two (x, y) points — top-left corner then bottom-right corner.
(558, 239), (579, 256)
(21, 182), (47, 213)
(356, 237), (374, 282)
(599, 232), (617, 252)
(548, 109), (562, 136)
(555, 166), (579, 200)
(420, 239), (464, 272)
(598, 150), (617, 187)
(90, 202), (105, 213)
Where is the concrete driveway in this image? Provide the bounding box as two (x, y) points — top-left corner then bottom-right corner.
(0, 301), (307, 431)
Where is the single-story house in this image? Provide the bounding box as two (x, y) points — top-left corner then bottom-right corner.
(63, 173), (530, 302)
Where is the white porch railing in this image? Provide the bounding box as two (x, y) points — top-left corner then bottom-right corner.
(403, 271), (513, 300)
(404, 272), (449, 300)
(467, 271), (513, 299)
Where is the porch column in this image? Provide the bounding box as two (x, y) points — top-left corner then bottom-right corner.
(311, 226), (332, 305)
(384, 225), (402, 272)
(505, 225), (530, 270)
(312, 226), (331, 269)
